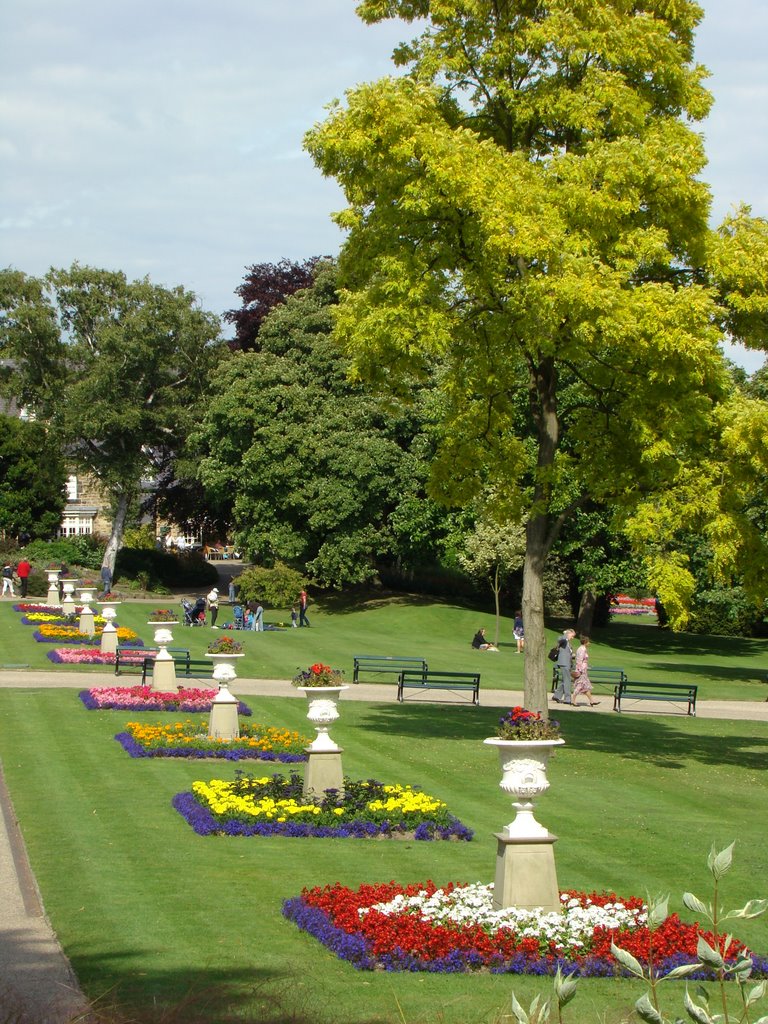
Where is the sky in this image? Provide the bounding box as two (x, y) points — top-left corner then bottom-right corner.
(1, 1), (766, 370)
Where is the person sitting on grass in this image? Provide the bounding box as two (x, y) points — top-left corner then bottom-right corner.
(471, 628), (498, 652)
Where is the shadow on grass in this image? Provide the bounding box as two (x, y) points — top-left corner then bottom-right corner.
(355, 703), (768, 772)
(61, 954), (393, 1024)
(589, 619), (768, 661)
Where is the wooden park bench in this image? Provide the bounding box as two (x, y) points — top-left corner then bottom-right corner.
(551, 665), (627, 694)
(353, 654), (428, 684)
(115, 646), (190, 676)
(613, 680), (698, 717)
(397, 669), (480, 705)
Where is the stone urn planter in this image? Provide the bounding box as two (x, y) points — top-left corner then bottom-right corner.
(483, 737), (564, 839)
(297, 685), (349, 752)
(46, 570), (61, 607)
(205, 652), (244, 689)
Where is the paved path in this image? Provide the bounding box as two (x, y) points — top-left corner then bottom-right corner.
(0, 669), (766, 1022)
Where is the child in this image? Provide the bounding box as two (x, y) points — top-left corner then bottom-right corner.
(290, 606), (298, 628)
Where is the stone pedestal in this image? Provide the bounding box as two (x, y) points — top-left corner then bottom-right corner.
(150, 627), (176, 691)
(493, 832), (561, 913)
(99, 603), (120, 656)
(303, 749), (344, 801)
(78, 600), (95, 635)
(46, 571), (61, 608)
(208, 684), (240, 740)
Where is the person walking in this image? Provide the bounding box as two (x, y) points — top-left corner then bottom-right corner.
(572, 635), (599, 707)
(228, 579), (237, 604)
(298, 589), (310, 627)
(552, 628), (575, 704)
(16, 557), (31, 598)
(207, 587), (220, 627)
(1, 562), (15, 598)
(290, 606), (298, 628)
(513, 611), (525, 653)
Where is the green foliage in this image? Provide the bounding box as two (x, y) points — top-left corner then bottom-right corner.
(21, 536), (103, 571)
(0, 264), (223, 568)
(122, 525), (157, 550)
(114, 548), (217, 590)
(234, 562), (306, 608)
(0, 415), (66, 538)
(688, 587), (767, 638)
(195, 263), (441, 588)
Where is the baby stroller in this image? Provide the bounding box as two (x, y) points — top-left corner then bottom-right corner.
(232, 604), (245, 630)
(181, 597), (206, 626)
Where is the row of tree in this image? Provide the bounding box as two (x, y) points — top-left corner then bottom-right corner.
(2, 2), (768, 713)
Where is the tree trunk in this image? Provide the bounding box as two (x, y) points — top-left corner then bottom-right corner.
(522, 354), (560, 717)
(522, 513), (549, 716)
(492, 564), (501, 646)
(101, 491), (131, 575)
(576, 589), (596, 636)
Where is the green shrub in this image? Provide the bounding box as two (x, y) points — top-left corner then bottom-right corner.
(21, 536), (103, 571)
(688, 587), (767, 638)
(234, 562), (306, 607)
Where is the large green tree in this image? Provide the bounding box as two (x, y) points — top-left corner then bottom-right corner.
(305, 0), (768, 712)
(0, 414), (67, 539)
(0, 265), (222, 570)
(194, 263), (439, 587)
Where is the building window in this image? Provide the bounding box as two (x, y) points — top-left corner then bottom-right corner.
(66, 475), (78, 501)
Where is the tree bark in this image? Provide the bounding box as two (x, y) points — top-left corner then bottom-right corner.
(492, 564), (501, 646)
(522, 514), (550, 715)
(576, 589), (596, 635)
(523, 355), (560, 717)
(101, 490), (131, 575)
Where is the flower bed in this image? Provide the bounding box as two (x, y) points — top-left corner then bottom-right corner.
(48, 649), (118, 665)
(116, 720), (309, 761)
(79, 686), (252, 715)
(34, 623), (138, 643)
(173, 773), (473, 840)
(13, 603), (62, 614)
(282, 882), (767, 976)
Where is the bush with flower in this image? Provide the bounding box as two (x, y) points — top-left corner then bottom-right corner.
(173, 772), (472, 840)
(292, 662), (345, 687)
(116, 720), (309, 761)
(282, 881), (766, 977)
(207, 636), (244, 655)
(148, 609), (180, 623)
(496, 706), (562, 741)
(79, 686), (252, 714)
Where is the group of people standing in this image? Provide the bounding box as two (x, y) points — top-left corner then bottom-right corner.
(2, 558), (31, 598)
(553, 629), (599, 708)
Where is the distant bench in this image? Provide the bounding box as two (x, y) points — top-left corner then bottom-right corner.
(353, 655), (428, 684)
(397, 670), (480, 705)
(551, 665), (627, 693)
(115, 646), (191, 675)
(140, 657), (217, 686)
(613, 680), (698, 717)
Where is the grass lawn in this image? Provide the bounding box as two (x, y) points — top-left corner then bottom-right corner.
(0, 675), (766, 1022)
(1, 595), (767, 701)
